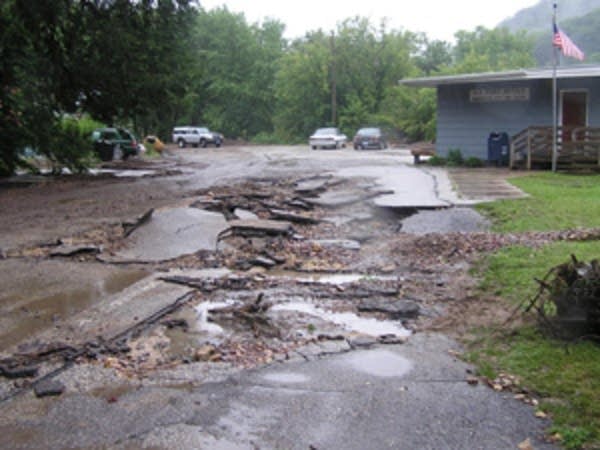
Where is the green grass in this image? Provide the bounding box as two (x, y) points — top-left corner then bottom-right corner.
(467, 326), (600, 449)
(469, 173), (600, 449)
(476, 173), (600, 232)
(479, 241), (600, 303)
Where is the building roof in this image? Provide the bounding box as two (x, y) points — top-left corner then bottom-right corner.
(399, 65), (600, 87)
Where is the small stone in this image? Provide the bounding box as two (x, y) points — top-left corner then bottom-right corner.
(193, 345), (216, 362)
(517, 438), (533, 450)
(34, 379), (65, 398)
(466, 376), (479, 386)
(535, 411), (548, 419)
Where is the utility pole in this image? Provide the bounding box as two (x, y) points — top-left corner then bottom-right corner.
(552, 2), (558, 172)
(330, 31), (337, 126)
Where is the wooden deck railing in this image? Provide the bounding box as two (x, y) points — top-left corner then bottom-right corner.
(510, 126), (600, 170)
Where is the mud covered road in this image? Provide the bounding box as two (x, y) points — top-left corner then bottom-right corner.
(0, 145), (559, 449)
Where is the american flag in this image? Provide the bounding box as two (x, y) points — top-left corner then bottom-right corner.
(553, 24), (585, 61)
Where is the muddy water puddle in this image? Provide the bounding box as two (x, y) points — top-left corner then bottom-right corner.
(0, 269), (148, 353)
(271, 302), (410, 337)
(267, 270), (397, 285)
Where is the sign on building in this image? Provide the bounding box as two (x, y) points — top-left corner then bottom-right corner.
(469, 87), (530, 103)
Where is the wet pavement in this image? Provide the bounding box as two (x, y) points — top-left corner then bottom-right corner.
(0, 145), (551, 450)
(0, 334), (555, 450)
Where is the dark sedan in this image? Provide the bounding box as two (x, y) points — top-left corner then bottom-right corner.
(353, 127), (388, 150)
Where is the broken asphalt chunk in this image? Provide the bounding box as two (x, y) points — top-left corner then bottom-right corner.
(269, 208), (319, 224)
(377, 334), (408, 345)
(34, 379), (65, 398)
(105, 207), (228, 262)
(357, 299), (420, 319)
(122, 208), (154, 238)
(50, 244), (101, 257)
(348, 336), (378, 348)
(285, 198), (313, 210)
(293, 175), (334, 194)
(0, 363), (39, 379)
(233, 208), (259, 220)
(249, 256), (277, 268)
(309, 239), (361, 251)
(219, 219), (294, 239)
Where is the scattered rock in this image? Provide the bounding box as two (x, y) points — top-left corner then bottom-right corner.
(34, 379), (65, 398)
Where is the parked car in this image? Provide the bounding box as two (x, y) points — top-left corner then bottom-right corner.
(353, 127), (388, 150)
(309, 127), (347, 150)
(91, 127), (140, 161)
(172, 126), (223, 148)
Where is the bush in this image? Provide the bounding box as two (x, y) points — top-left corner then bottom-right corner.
(464, 156), (484, 167)
(427, 155), (447, 166)
(41, 116), (104, 173)
(447, 148), (464, 166)
(250, 132), (286, 145)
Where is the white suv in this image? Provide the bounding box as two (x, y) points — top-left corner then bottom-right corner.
(172, 126), (223, 148)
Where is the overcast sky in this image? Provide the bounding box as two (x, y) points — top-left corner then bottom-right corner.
(198, 0), (541, 42)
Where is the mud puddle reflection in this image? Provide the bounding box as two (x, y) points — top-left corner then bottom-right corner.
(267, 270), (397, 285)
(271, 302), (410, 337)
(342, 349), (413, 377)
(0, 269), (148, 353)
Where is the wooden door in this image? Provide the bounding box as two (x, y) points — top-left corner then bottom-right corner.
(561, 91), (588, 141)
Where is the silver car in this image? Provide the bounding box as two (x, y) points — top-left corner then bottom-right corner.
(309, 127), (347, 150)
(172, 126), (223, 148)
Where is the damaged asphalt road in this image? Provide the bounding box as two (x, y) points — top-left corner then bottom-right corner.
(0, 145), (558, 449)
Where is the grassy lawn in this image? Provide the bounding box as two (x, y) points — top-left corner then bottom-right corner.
(469, 173), (600, 449)
(479, 172), (600, 232)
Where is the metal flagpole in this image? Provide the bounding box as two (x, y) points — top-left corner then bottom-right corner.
(552, 3), (558, 172)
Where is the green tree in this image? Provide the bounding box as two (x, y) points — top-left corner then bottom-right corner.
(452, 26), (535, 73)
(273, 31), (332, 140)
(192, 8), (285, 138)
(0, 0), (198, 175)
(273, 18), (418, 141)
(413, 35), (452, 75)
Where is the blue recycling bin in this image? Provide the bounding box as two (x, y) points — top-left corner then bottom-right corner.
(487, 132), (509, 166)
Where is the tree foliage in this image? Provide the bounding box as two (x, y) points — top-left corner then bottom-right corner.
(452, 26), (535, 73)
(1, 3), (542, 175)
